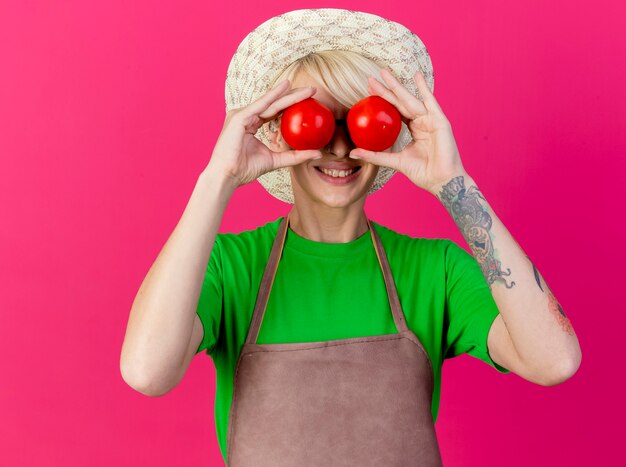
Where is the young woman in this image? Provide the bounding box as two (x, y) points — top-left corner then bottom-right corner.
(121, 8), (581, 466)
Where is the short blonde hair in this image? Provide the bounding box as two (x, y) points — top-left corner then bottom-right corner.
(267, 49), (408, 154)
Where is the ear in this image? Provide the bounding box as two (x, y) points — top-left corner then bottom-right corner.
(267, 118), (284, 150)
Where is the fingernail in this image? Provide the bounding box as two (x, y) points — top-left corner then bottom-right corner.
(349, 154), (360, 159)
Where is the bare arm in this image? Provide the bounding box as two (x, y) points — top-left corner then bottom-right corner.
(120, 166), (237, 396)
(347, 70), (581, 385)
(430, 172), (582, 386)
(119, 79), (324, 396)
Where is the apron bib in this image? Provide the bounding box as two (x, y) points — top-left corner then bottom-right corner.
(226, 210), (443, 466)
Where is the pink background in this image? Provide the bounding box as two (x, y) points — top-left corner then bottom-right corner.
(1, 1), (623, 465)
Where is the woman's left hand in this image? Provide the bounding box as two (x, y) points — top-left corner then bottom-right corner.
(349, 68), (468, 196)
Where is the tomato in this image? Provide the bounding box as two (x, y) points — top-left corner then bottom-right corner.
(347, 96), (402, 152)
(280, 98), (336, 150)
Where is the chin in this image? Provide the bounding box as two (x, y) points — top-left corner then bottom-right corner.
(289, 163), (378, 207)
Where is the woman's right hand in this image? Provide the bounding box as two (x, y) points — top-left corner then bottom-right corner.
(206, 79), (323, 188)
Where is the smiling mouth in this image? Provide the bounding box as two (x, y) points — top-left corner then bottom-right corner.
(315, 166), (362, 177)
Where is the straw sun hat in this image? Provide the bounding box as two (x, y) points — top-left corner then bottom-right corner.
(224, 8), (435, 204)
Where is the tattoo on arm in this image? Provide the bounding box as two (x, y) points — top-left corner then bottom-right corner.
(531, 261), (544, 292)
(529, 258), (575, 336)
(437, 175), (515, 289)
(437, 175), (575, 336)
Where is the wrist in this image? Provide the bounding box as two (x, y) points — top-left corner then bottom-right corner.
(198, 164), (240, 195)
(428, 171), (476, 201)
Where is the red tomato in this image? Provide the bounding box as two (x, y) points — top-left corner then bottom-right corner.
(347, 96), (402, 152)
(280, 98), (335, 150)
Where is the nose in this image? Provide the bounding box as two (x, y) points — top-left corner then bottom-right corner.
(324, 119), (355, 157)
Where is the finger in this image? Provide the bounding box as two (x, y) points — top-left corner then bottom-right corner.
(244, 79), (310, 120)
(413, 70), (444, 115)
(367, 75), (403, 109)
(270, 149), (323, 170)
(348, 147), (402, 172)
(367, 77), (413, 127)
(371, 70), (427, 122)
(258, 86), (317, 120)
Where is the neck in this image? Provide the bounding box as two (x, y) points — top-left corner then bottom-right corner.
(287, 204), (369, 243)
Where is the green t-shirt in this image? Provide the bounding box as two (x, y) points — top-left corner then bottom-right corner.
(195, 216), (510, 462)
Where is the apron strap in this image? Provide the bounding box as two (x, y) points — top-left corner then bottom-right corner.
(246, 210), (410, 344)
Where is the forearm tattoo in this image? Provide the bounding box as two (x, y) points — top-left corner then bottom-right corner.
(438, 175), (575, 336)
(437, 175), (515, 289)
(529, 256), (575, 336)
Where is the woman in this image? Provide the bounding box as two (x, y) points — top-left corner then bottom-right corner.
(121, 8), (582, 466)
